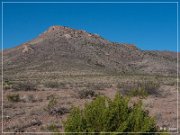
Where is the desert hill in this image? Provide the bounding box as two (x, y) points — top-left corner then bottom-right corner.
(2, 25), (178, 77)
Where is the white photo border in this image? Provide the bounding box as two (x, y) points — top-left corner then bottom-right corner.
(1, 1), (179, 134)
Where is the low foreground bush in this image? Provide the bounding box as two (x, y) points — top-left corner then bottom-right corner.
(64, 93), (169, 135)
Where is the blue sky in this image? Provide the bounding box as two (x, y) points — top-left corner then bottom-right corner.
(2, 2), (178, 51)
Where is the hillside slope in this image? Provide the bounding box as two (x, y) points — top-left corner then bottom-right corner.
(2, 25), (178, 77)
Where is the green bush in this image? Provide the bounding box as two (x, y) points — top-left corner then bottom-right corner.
(7, 94), (20, 102)
(64, 93), (168, 134)
(12, 81), (37, 91)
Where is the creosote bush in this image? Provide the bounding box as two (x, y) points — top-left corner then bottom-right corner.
(64, 93), (169, 135)
(86, 82), (112, 90)
(45, 94), (57, 113)
(78, 90), (96, 99)
(47, 123), (59, 132)
(7, 94), (20, 102)
(44, 81), (66, 89)
(118, 80), (160, 97)
(12, 81), (37, 91)
(45, 95), (69, 116)
(3, 80), (13, 90)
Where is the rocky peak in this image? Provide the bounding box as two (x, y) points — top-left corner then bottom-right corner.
(125, 44), (138, 50)
(47, 25), (66, 32)
(37, 25), (104, 42)
(41, 25), (66, 35)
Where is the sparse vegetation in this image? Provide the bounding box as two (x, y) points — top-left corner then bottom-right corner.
(7, 94), (20, 102)
(78, 90), (96, 99)
(47, 123), (59, 132)
(49, 107), (69, 116)
(118, 80), (160, 97)
(3, 80), (13, 90)
(28, 94), (35, 102)
(86, 82), (112, 90)
(164, 80), (177, 86)
(45, 95), (69, 116)
(44, 81), (66, 89)
(64, 93), (167, 134)
(45, 94), (57, 114)
(128, 88), (148, 97)
(47, 94), (57, 100)
(12, 81), (37, 91)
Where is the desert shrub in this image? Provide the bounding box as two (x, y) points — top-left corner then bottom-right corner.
(24, 94), (36, 102)
(45, 95), (57, 113)
(78, 90), (96, 99)
(46, 123), (63, 135)
(47, 94), (56, 100)
(118, 80), (160, 97)
(7, 94), (20, 102)
(45, 95), (69, 116)
(49, 107), (69, 116)
(143, 81), (160, 95)
(47, 123), (59, 132)
(128, 88), (148, 97)
(4, 83), (11, 90)
(22, 94), (35, 102)
(27, 94), (35, 102)
(44, 81), (66, 89)
(164, 80), (176, 86)
(86, 83), (111, 90)
(12, 81), (37, 91)
(3, 80), (13, 90)
(64, 93), (168, 134)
